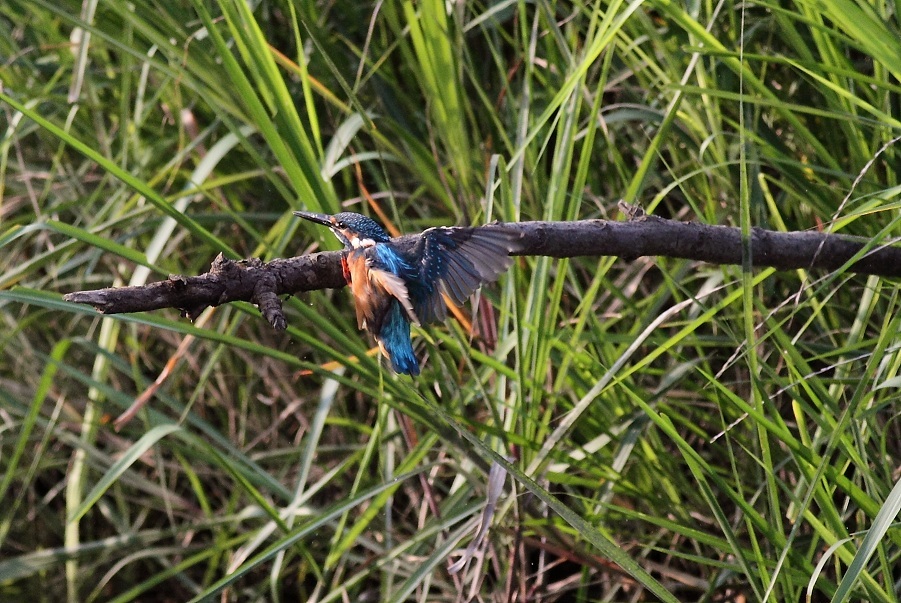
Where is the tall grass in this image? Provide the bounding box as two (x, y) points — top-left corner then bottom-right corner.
(2, 0), (900, 601)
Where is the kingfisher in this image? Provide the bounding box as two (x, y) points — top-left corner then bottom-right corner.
(294, 210), (524, 376)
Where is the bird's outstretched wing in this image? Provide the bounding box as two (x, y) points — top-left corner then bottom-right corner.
(408, 226), (524, 324)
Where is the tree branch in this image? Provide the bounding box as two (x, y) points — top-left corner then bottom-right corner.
(64, 216), (901, 329)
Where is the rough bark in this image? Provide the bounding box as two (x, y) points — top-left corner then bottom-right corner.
(63, 216), (901, 329)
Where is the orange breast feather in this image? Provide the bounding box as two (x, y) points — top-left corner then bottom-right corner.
(346, 251), (419, 332)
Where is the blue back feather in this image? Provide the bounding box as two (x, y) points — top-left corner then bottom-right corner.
(372, 243), (416, 278)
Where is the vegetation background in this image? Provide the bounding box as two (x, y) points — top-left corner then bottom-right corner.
(2, 0), (901, 601)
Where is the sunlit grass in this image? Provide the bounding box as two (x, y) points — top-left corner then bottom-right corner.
(2, 0), (901, 601)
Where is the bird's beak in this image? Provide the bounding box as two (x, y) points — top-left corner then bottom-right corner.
(293, 210), (332, 227)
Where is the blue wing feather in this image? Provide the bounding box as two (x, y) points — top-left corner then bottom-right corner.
(345, 227), (521, 375)
(408, 226), (523, 324)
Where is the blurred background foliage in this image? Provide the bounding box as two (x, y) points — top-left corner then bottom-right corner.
(2, 0), (901, 601)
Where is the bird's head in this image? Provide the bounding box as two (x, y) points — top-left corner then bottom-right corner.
(294, 211), (391, 249)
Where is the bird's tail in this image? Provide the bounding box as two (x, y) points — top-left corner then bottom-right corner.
(377, 301), (420, 376)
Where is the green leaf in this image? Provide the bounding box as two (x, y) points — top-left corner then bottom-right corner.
(67, 424), (182, 524)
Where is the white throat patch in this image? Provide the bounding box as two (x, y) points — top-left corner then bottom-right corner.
(350, 236), (376, 249)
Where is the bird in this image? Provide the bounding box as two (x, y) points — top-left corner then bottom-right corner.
(294, 210), (524, 375)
